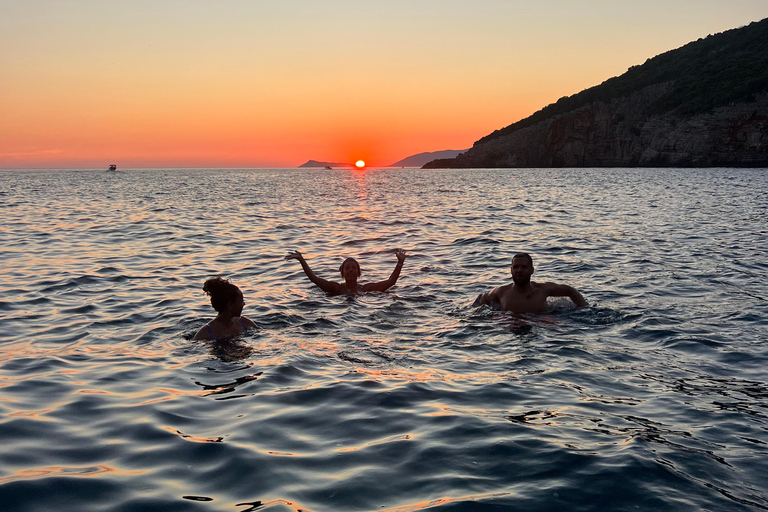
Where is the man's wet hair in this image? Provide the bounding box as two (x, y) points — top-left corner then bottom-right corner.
(512, 253), (533, 266)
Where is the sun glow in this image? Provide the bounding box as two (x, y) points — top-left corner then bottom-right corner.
(355, 160), (365, 169)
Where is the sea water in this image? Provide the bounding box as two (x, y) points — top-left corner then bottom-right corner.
(0, 167), (766, 512)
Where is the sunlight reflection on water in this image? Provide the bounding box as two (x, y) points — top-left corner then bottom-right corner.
(0, 168), (767, 511)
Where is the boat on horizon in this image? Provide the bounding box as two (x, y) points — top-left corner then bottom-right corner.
(108, 164), (117, 171)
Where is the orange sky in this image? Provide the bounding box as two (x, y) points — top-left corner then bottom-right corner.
(1, 1), (766, 168)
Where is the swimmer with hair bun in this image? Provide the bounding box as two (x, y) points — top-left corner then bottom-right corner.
(285, 249), (407, 295)
(193, 277), (257, 341)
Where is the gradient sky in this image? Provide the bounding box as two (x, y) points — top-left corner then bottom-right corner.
(2, 1), (766, 168)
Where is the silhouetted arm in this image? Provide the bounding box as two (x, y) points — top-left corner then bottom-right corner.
(544, 283), (587, 308)
(473, 287), (501, 307)
(285, 251), (342, 294)
(362, 249), (407, 292)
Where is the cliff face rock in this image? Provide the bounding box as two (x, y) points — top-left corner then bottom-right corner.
(442, 88), (767, 168)
(425, 18), (768, 168)
(637, 97), (768, 166)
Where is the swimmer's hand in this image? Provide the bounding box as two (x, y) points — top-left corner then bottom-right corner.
(285, 250), (304, 261)
(393, 248), (407, 264)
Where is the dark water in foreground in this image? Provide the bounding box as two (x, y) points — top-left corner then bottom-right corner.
(1, 167), (767, 512)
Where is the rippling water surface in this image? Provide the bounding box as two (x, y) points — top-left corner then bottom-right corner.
(1, 167), (767, 511)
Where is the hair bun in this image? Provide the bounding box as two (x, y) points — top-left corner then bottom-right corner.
(203, 276), (229, 295)
(201, 276), (242, 314)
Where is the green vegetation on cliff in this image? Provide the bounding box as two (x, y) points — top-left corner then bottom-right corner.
(477, 18), (768, 146)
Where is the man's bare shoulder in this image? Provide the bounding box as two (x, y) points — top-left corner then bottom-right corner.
(538, 281), (575, 294)
(536, 281), (559, 291)
(494, 283), (515, 294)
(475, 282), (510, 306)
(483, 283), (514, 300)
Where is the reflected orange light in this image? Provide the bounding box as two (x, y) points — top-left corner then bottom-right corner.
(0, 465), (144, 485)
(336, 433), (413, 453)
(163, 426), (224, 443)
(376, 491), (513, 512)
(8, 408), (56, 421)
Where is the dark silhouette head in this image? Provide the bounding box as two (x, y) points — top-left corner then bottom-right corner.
(339, 258), (361, 280)
(512, 253), (533, 266)
(202, 277), (242, 313)
(511, 253), (534, 286)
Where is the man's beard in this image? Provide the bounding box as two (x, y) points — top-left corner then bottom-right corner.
(512, 275), (531, 286)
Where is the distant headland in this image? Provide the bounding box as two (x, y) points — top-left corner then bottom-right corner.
(298, 160), (355, 168)
(299, 149), (469, 169)
(388, 150), (468, 167)
(424, 18), (768, 168)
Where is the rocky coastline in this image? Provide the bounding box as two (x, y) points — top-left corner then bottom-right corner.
(425, 19), (768, 168)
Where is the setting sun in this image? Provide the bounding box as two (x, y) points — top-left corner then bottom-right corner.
(355, 160), (365, 168)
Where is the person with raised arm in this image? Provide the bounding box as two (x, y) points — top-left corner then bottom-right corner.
(285, 249), (407, 295)
(474, 253), (586, 314)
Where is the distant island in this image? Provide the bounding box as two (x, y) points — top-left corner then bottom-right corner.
(298, 160), (354, 168)
(424, 18), (768, 168)
(388, 149), (468, 167)
(298, 149), (469, 169)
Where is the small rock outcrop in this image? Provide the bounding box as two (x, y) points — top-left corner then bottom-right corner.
(298, 160), (352, 168)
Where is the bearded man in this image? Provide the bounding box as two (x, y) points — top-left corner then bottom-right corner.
(474, 253), (586, 314)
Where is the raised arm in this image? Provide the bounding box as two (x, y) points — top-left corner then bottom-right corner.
(362, 249), (407, 292)
(544, 283), (587, 308)
(285, 251), (342, 294)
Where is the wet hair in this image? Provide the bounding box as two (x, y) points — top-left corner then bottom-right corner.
(202, 277), (241, 313)
(512, 253), (533, 266)
(339, 257), (361, 278)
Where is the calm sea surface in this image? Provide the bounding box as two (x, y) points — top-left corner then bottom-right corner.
(1, 167), (767, 512)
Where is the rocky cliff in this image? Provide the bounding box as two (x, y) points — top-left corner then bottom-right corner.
(425, 19), (768, 168)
